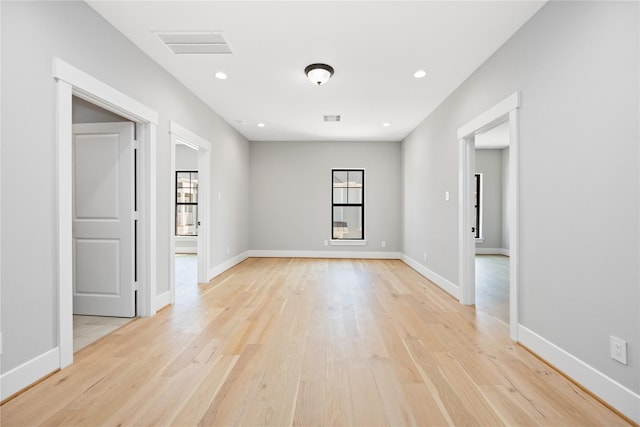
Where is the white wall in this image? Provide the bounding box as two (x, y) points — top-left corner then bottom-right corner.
(72, 96), (129, 123)
(250, 140), (401, 254)
(403, 0), (638, 403)
(475, 149), (503, 250)
(1, 1), (250, 376)
(175, 144), (198, 170)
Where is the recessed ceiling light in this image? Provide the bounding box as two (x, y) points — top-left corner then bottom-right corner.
(215, 71), (228, 80)
(382, 123), (391, 127)
(413, 70), (427, 79)
(257, 123), (265, 128)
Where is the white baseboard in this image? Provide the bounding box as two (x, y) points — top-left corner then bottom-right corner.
(518, 325), (640, 424)
(475, 247), (510, 256)
(249, 250), (402, 260)
(1, 348), (59, 401)
(400, 254), (461, 300)
(155, 290), (171, 311)
(208, 251), (251, 281)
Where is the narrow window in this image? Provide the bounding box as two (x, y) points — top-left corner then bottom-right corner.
(176, 171), (198, 236)
(332, 169), (364, 240)
(474, 173), (482, 239)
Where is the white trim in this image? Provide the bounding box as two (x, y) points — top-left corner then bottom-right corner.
(54, 58), (158, 379)
(457, 91), (520, 341)
(0, 348), (59, 401)
(156, 291), (171, 311)
(53, 59), (158, 125)
(457, 92), (519, 140)
(250, 250), (401, 260)
(329, 240), (367, 246)
(170, 121), (212, 151)
(208, 251), (251, 281)
(518, 325), (640, 424)
(401, 254), (461, 300)
(475, 248), (510, 256)
(56, 79), (74, 369)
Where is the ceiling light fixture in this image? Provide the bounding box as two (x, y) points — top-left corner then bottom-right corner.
(257, 123), (266, 128)
(305, 63), (334, 86)
(382, 122), (391, 127)
(414, 70), (427, 79)
(215, 71), (228, 80)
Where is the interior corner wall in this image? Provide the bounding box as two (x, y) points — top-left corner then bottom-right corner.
(402, 0), (639, 398)
(1, 1), (250, 376)
(250, 140), (402, 254)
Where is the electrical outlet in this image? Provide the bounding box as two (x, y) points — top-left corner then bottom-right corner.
(381, 241), (386, 248)
(423, 252), (427, 262)
(610, 336), (628, 365)
(226, 247), (230, 255)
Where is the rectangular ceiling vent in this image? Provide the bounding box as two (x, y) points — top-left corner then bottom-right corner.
(156, 32), (232, 55)
(324, 115), (341, 122)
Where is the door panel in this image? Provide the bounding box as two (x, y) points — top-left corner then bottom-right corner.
(73, 122), (135, 317)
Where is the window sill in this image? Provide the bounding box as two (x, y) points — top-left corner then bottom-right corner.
(330, 239), (367, 246)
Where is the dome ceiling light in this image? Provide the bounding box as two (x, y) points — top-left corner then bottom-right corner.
(305, 63), (334, 86)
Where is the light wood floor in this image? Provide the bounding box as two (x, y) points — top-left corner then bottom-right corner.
(476, 254), (509, 324)
(1, 258), (631, 426)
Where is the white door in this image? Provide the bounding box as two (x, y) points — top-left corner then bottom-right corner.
(73, 122), (136, 317)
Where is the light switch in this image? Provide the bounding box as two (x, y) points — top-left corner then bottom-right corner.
(445, 191), (450, 201)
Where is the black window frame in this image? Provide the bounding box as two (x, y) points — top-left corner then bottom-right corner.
(474, 173), (482, 239)
(331, 169), (365, 240)
(175, 170), (199, 237)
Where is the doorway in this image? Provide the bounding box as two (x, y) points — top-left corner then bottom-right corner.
(457, 92), (520, 340)
(71, 97), (137, 351)
(54, 58), (159, 367)
(168, 121), (212, 307)
(474, 121), (511, 323)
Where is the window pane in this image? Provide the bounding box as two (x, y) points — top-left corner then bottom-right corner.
(333, 170), (347, 186)
(332, 206), (363, 239)
(176, 204), (197, 236)
(347, 188), (362, 204)
(190, 172), (198, 188)
(348, 170), (363, 187)
(177, 172), (191, 188)
(333, 188), (347, 204)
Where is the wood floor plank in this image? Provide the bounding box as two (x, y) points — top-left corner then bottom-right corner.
(0, 258), (632, 427)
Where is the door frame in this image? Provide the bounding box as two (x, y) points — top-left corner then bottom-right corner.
(168, 121), (212, 305)
(457, 92), (520, 340)
(54, 58), (159, 367)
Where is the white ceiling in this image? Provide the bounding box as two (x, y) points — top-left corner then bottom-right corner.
(87, 1), (545, 142)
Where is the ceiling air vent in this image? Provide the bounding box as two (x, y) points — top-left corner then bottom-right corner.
(156, 32), (232, 54)
(324, 115), (341, 122)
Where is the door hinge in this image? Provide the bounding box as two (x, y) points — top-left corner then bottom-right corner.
(133, 211), (140, 221)
(133, 282), (140, 292)
(132, 140), (140, 150)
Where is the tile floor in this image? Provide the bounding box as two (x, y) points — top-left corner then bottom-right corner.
(72, 254), (198, 352)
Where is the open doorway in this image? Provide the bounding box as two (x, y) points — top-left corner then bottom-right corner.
(457, 92), (520, 340)
(168, 121), (212, 307)
(55, 58), (159, 368)
(71, 96), (136, 351)
(175, 143), (199, 302)
(474, 121), (511, 323)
